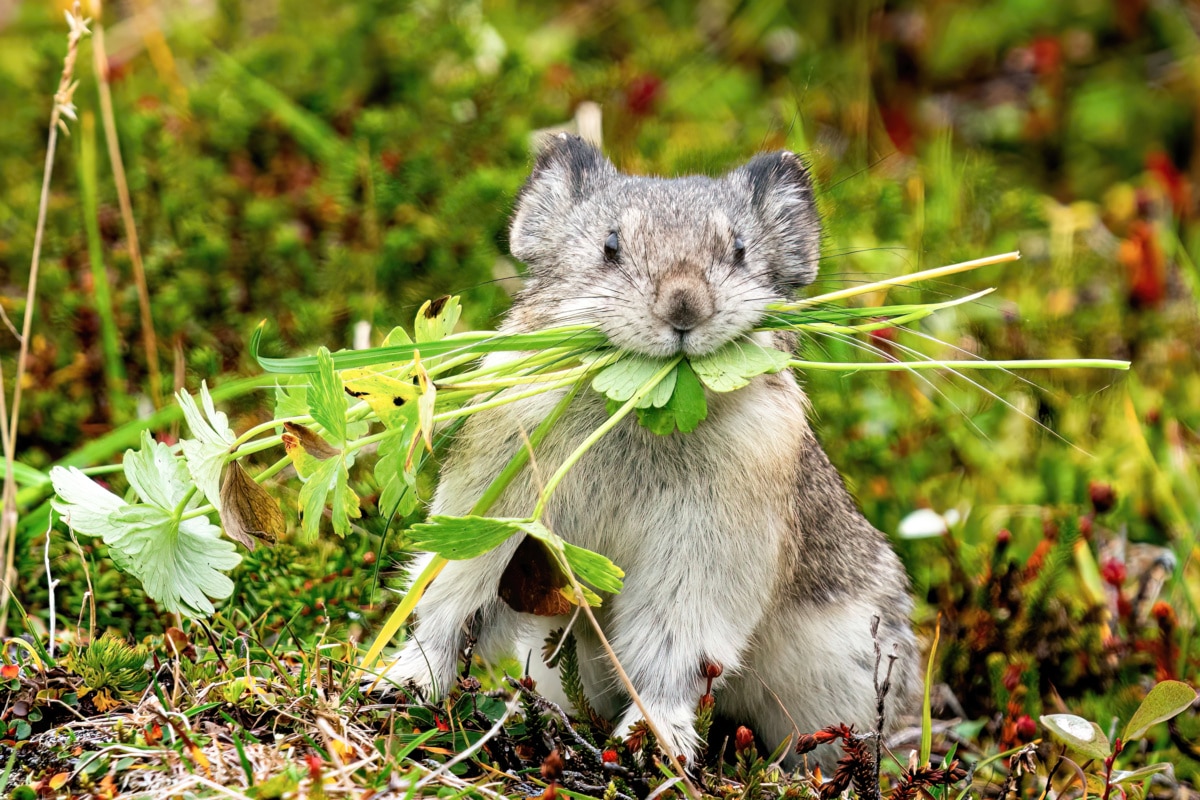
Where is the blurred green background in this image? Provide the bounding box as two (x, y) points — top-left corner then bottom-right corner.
(1, 0), (1198, 761)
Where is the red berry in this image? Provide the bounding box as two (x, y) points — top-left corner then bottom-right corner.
(1089, 481), (1116, 514)
(1101, 557), (1127, 587)
(1015, 715), (1037, 740)
(735, 725), (755, 752)
(601, 748), (619, 764)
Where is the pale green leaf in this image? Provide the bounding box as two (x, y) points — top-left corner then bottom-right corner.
(1112, 763), (1173, 786)
(383, 326), (413, 347)
(177, 381), (236, 514)
(562, 542), (624, 594)
(50, 466), (124, 537)
(124, 431), (195, 511)
(376, 434), (419, 520)
(1122, 680), (1198, 742)
(689, 338), (790, 392)
(297, 456), (361, 542)
(407, 515), (523, 559)
(274, 382), (309, 420)
(1041, 714), (1111, 760)
(310, 348), (347, 446)
(592, 354), (674, 405)
(107, 505), (240, 617)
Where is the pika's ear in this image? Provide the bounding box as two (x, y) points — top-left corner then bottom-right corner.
(731, 151), (822, 289)
(510, 133), (616, 264)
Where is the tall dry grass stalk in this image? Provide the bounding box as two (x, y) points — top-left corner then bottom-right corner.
(0, 4), (91, 638)
(91, 0), (164, 409)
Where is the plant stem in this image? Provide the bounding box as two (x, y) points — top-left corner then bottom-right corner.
(91, 0), (162, 409)
(774, 250), (1020, 311)
(358, 383), (584, 679)
(788, 358), (1131, 372)
(172, 486), (199, 522)
(0, 5), (89, 639)
(531, 357), (681, 521)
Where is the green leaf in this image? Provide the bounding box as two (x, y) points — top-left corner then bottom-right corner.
(1111, 763), (1174, 786)
(106, 506), (240, 616)
(176, 381), (236, 515)
(273, 383), (309, 420)
(636, 360), (708, 435)
(414, 296), (462, 343)
(592, 354), (675, 405)
(50, 435), (242, 618)
(297, 456), (361, 542)
(124, 430), (194, 511)
(406, 516), (523, 559)
(310, 348), (348, 446)
(376, 434), (420, 520)
(689, 338), (790, 392)
(516, 520), (624, 597)
(1041, 714), (1112, 760)
(343, 368), (420, 429)
(561, 542), (625, 594)
(1122, 680), (1198, 742)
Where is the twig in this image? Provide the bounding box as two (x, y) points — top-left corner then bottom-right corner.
(575, 593), (702, 800)
(505, 676), (609, 768)
(43, 518), (58, 661)
(0, 3), (90, 639)
(91, 0), (163, 409)
(871, 615), (899, 790)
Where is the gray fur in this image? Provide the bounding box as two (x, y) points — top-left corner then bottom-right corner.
(377, 134), (920, 770)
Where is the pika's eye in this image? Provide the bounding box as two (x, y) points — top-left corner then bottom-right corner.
(733, 236), (746, 263)
(603, 231), (620, 262)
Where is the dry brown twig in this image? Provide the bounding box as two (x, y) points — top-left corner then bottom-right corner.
(0, 2), (91, 639)
(91, 0), (164, 409)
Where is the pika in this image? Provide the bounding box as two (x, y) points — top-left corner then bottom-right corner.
(378, 134), (920, 768)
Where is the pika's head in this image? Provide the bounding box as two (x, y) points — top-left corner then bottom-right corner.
(508, 134), (821, 357)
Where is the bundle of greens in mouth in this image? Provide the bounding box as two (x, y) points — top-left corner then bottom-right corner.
(48, 249), (1130, 633)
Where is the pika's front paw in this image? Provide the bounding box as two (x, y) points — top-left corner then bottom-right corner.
(614, 704), (702, 767)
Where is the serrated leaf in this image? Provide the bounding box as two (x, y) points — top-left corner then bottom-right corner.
(106, 505), (239, 616)
(592, 354), (674, 405)
(343, 367), (420, 429)
(1041, 714), (1111, 760)
(219, 462), (284, 550)
(689, 338), (790, 392)
(1122, 680), (1198, 742)
(407, 516), (524, 559)
(383, 326), (413, 347)
(636, 360), (708, 435)
(50, 466), (124, 536)
(124, 430), (194, 510)
(562, 542), (624, 594)
(297, 456), (361, 542)
(176, 382), (236, 514)
(274, 382), (309, 420)
(376, 434), (420, 520)
(53, 444), (241, 617)
(311, 348), (348, 446)
(414, 295), (461, 343)
(516, 520), (623, 600)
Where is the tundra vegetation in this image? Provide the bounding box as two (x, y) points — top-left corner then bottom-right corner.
(0, 1), (1197, 798)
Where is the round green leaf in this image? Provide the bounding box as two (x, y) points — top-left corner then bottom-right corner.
(1122, 680), (1198, 743)
(1040, 714), (1111, 761)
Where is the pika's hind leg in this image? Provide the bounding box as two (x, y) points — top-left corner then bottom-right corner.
(720, 600), (918, 770)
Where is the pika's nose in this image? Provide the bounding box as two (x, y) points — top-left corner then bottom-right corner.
(654, 273), (715, 333)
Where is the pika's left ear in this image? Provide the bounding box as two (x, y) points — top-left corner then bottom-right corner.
(731, 151), (821, 289)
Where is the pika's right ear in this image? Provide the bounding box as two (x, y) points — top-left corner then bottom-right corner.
(510, 133), (615, 264)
